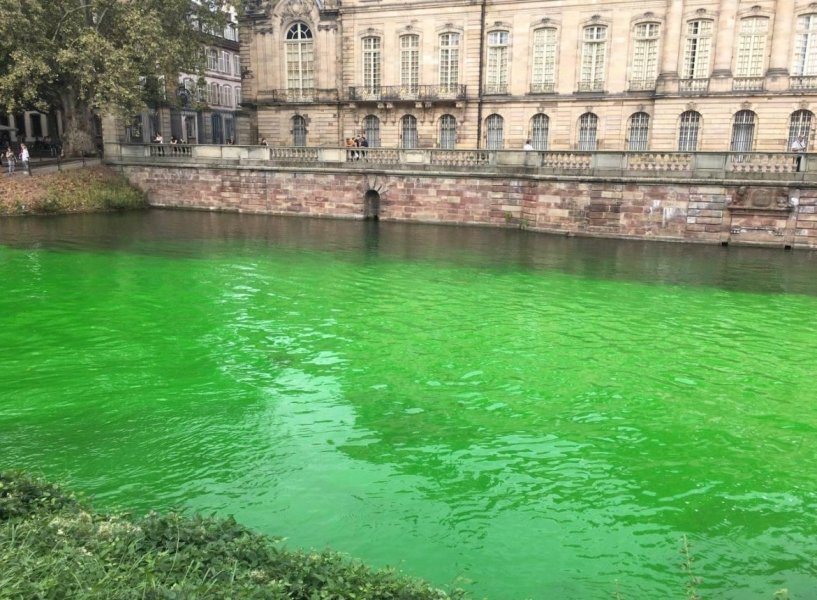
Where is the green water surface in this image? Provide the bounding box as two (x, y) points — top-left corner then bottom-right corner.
(2, 212), (817, 599)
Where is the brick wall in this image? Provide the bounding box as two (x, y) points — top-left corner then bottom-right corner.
(121, 164), (817, 249)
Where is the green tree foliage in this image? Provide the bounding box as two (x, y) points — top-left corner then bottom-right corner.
(0, 0), (231, 154)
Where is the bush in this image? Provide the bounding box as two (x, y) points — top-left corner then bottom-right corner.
(0, 472), (467, 600)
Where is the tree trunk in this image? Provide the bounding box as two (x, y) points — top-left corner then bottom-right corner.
(59, 89), (97, 157)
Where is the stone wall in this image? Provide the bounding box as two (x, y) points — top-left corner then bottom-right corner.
(120, 164), (817, 249)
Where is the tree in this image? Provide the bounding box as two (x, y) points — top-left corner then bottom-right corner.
(0, 0), (231, 155)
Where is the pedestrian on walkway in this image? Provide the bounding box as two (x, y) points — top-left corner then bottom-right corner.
(19, 143), (30, 175)
(4, 147), (15, 175)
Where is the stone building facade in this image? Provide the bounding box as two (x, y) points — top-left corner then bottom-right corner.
(239, 0), (817, 152)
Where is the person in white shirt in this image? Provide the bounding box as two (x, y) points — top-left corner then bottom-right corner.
(523, 139), (534, 151)
(791, 135), (807, 171)
(19, 143), (30, 175)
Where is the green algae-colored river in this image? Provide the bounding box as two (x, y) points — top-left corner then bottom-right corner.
(2, 211), (817, 599)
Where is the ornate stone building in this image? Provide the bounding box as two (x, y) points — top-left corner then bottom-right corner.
(239, 0), (817, 152)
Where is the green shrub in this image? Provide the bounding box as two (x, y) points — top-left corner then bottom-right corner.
(0, 472), (467, 600)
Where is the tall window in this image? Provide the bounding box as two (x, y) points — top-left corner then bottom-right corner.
(400, 34), (420, 93)
(363, 36), (381, 93)
(486, 31), (509, 94)
(208, 83), (220, 105)
(364, 115), (381, 147)
(578, 112), (598, 150)
(580, 25), (607, 92)
(682, 20), (712, 79)
(292, 115), (307, 146)
(486, 114), (504, 149)
(287, 23), (314, 92)
(235, 87), (242, 106)
(207, 48), (219, 71)
(530, 113), (549, 150)
(222, 85), (233, 108)
(211, 113), (223, 144)
(678, 111), (701, 151)
(630, 22), (660, 89)
(219, 51), (228, 73)
(730, 110), (756, 153)
(439, 32), (460, 89)
(793, 14), (817, 76)
(627, 112), (650, 151)
(439, 114), (457, 149)
(788, 110), (813, 148)
(400, 114), (418, 148)
(735, 18), (768, 78)
(531, 28), (557, 93)
(234, 55), (241, 78)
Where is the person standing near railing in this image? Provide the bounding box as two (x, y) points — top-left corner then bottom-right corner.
(791, 135), (807, 172)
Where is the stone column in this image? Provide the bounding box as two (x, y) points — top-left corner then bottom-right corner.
(710, 0), (739, 91)
(767, 0), (795, 90)
(657, 0), (684, 93)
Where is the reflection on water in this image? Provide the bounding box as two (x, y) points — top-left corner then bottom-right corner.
(2, 210), (817, 600)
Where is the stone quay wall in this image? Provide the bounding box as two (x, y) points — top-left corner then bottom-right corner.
(110, 146), (817, 249)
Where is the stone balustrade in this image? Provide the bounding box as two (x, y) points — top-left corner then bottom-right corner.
(106, 143), (815, 182)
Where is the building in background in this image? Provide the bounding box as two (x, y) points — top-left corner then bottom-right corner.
(0, 111), (64, 153)
(238, 0), (816, 152)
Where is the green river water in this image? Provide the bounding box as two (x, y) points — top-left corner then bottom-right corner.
(2, 211), (817, 599)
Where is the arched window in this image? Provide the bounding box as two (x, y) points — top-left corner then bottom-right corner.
(678, 110), (701, 151)
(730, 110), (756, 153)
(736, 17), (769, 78)
(292, 115), (307, 146)
(363, 36), (381, 94)
(222, 85), (233, 108)
(794, 14), (817, 76)
(578, 112), (598, 150)
(682, 20), (712, 80)
(486, 31), (509, 94)
(630, 22), (660, 90)
(439, 114), (457, 149)
(363, 115), (381, 147)
(400, 114), (418, 148)
(580, 25), (607, 91)
(531, 27), (557, 93)
(627, 112), (650, 151)
(530, 113), (549, 150)
(486, 113), (504, 149)
(209, 83), (220, 106)
(286, 23), (314, 93)
(400, 34), (420, 94)
(439, 32), (460, 90)
(788, 110), (813, 148)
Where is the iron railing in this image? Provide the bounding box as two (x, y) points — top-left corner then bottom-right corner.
(348, 85), (467, 102)
(679, 78), (710, 94)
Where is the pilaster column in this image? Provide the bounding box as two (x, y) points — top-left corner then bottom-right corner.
(712, 0), (739, 76)
(656, 0), (684, 93)
(768, 0), (795, 75)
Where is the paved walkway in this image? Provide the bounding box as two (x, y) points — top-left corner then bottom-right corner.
(17, 157), (102, 176)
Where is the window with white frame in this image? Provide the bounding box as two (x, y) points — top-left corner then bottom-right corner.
(735, 17), (769, 78)
(225, 22), (238, 42)
(439, 114), (457, 149)
(678, 110), (701, 151)
(682, 20), (712, 79)
(207, 48), (219, 71)
(788, 110), (813, 148)
(486, 113), (504, 149)
(439, 32), (460, 89)
(235, 87), (242, 106)
(363, 36), (381, 93)
(531, 28), (557, 93)
(486, 31), (509, 94)
(793, 14), (817, 76)
(630, 22), (659, 89)
(580, 25), (607, 92)
(222, 85), (233, 108)
(219, 51), (228, 74)
(578, 112), (598, 150)
(530, 113), (549, 150)
(400, 114), (418, 148)
(400, 34), (420, 93)
(293, 115), (307, 146)
(627, 112), (650, 151)
(730, 110), (756, 153)
(364, 115), (381, 147)
(234, 55), (241, 78)
(209, 82), (220, 105)
(287, 23), (314, 92)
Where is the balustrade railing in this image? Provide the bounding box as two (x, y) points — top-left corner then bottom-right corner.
(628, 79), (656, 91)
(257, 88), (340, 103)
(348, 85), (467, 102)
(790, 76), (817, 90)
(577, 81), (604, 93)
(679, 78), (709, 93)
(529, 82), (556, 94)
(108, 144), (813, 180)
(732, 77), (765, 91)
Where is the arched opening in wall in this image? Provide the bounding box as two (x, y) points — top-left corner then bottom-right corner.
(364, 190), (380, 221)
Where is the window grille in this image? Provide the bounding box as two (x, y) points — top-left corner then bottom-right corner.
(486, 114), (504, 149)
(293, 115), (307, 146)
(530, 114), (549, 150)
(439, 114), (457, 149)
(730, 110), (756, 153)
(678, 110), (701, 151)
(400, 114), (418, 148)
(788, 110), (813, 148)
(627, 112), (650, 151)
(578, 113), (598, 150)
(364, 115), (381, 147)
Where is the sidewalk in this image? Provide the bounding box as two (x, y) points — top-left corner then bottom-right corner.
(15, 157), (102, 176)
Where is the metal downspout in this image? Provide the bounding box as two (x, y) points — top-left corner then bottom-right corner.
(476, 0), (486, 149)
